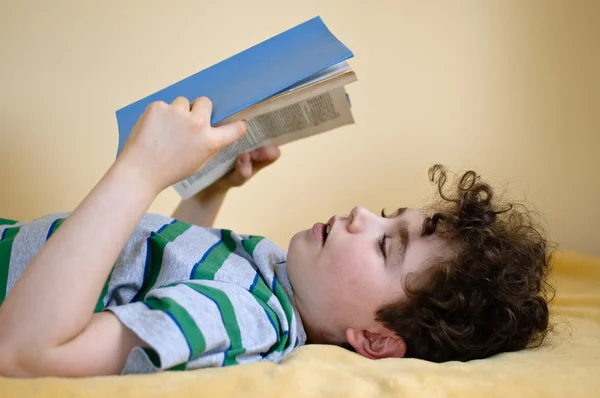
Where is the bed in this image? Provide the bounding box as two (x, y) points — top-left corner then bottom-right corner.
(2, 250), (599, 398)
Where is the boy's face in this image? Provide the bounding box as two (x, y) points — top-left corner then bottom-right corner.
(287, 206), (451, 344)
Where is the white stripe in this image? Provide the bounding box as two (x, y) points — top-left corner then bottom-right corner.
(236, 353), (265, 365)
(186, 352), (225, 369)
(213, 246), (257, 289)
(227, 283), (279, 358)
(267, 294), (290, 335)
(107, 301), (191, 370)
(155, 226), (221, 288)
(7, 213), (67, 295)
(106, 214), (173, 306)
(153, 283), (230, 356)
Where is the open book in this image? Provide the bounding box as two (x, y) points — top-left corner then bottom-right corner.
(115, 16), (357, 199)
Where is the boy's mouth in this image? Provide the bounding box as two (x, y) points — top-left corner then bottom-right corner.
(312, 221), (331, 246)
(323, 222), (331, 244)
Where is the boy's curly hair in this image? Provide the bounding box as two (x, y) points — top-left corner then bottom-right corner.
(376, 164), (554, 362)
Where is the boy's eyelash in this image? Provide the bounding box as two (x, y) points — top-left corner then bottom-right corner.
(379, 235), (388, 259)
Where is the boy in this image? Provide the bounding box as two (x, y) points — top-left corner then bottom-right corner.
(0, 96), (552, 377)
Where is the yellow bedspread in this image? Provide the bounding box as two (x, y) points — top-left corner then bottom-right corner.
(2, 251), (599, 398)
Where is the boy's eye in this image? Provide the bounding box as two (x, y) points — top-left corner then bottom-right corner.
(379, 235), (388, 259)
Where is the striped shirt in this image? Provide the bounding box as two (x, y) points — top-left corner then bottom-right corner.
(0, 214), (306, 374)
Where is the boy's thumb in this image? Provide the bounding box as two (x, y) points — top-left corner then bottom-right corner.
(213, 121), (247, 147)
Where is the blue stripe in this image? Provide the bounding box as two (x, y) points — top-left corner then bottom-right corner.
(45, 218), (62, 241)
(261, 306), (278, 338)
(295, 337), (299, 347)
(142, 301), (194, 361)
(158, 219), (176, 233)
(189, 238), (221, 278)
(271, 276), (277, 292)
(1, 228), (8, 241)
(249, 273), (259, 292)
(276, 260), (286, 265)
(248, 275), (279, 341)
(200, 238), (221, 262)
(133, 221), (175, 303)
(248, 272), (279, 341)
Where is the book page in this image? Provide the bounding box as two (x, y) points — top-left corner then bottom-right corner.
(282, 61), (350, 94)
(173, 86), (353, 199)
(215, 69), (356, 127)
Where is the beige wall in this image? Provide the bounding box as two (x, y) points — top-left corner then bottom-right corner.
(1, 1), (598, 256)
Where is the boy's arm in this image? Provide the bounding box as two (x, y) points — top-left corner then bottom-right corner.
(0, 96), (246, 377)
(171, 146), (280, 228)
(171, 184), (229, 228)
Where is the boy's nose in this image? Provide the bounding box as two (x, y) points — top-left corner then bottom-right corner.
(351, 205), (369, 219)
(347, 205), (370, 233)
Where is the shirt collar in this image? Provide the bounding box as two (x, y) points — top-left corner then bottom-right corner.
(273, 259), (307, 346)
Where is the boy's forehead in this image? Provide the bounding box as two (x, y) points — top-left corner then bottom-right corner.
(400, 209), (455, 260)
(396, 208), (428, 224)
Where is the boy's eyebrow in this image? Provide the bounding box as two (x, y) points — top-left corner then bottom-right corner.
(396, 221), (409, 263)
(385, 208), (409, 264)
(391, 207), (407, 218)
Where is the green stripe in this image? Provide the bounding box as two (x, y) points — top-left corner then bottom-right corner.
(273, 279), (293, 352)
(255, 294), (284, 353)
(94, 267), (115, 313)
(160, 220), (192, 241)
(242, 236), (264, 257)
(143, 347), (161, 368)
(144, 296), (206, 360)
(251, 279), (281, 332)
(47, 218), (66, 239)
(273, 280), (294, 325)
(191, 230), (236, 280)
(142, 347), (187, 371)
(184, 283), (245, 365)
(0, 226), (21, 304)
(249, 277), (285, 353)
(170, 362), (187, 371)
(135, 221), (191, 301)
(0, 218), (18, 225)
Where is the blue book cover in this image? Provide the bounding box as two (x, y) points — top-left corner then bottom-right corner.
(115, 16), (354, 156)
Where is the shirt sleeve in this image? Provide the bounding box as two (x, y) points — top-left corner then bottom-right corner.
(106, 280), (280, 373)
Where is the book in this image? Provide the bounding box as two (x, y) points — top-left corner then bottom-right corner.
(115, 16), (357, 199)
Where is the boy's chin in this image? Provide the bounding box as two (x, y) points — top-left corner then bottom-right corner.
(288, 229), (311, 249)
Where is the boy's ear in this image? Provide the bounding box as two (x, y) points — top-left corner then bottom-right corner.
(345, 328), (406, 360)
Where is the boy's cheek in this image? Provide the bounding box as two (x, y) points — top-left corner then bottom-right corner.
(327, 260), (368, 291)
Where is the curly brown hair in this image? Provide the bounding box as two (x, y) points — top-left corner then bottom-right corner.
(375, 164), (554, 362)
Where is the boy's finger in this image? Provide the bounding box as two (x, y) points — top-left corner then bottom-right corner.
(238, 152), (251, 165)
(211, 121), (247, 148)
(171, 96), (190, 111)
(251, 146), (281, 162)
(190, 96), (213, 122)
(239, 156), (252, 179)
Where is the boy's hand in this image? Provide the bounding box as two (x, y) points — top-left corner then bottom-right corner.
(211, 145), (281, 191)
(119, 96), (247, 194)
